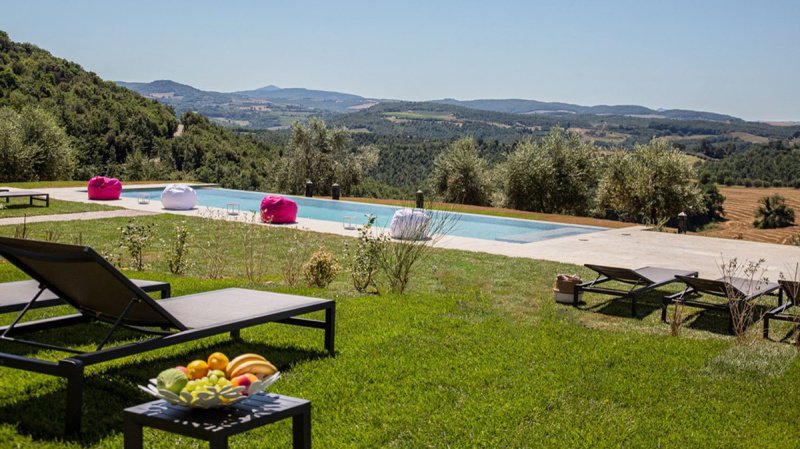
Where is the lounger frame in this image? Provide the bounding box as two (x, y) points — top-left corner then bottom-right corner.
(574, 264), (698, 316)
(662, 275), (780, 332)
(0, 239), (335, 436)
(763, 280), (799, 339)
(0, 189), (50, 207)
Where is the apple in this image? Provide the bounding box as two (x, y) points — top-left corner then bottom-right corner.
(231, 374), (258, 394)
(175, 366), (188, 376)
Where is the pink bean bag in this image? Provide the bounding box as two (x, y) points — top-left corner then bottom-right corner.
(87, 176), (122, 200)
(260, 195), (297, 224)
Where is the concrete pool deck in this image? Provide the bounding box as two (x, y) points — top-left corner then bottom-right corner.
(26, 185), (800, 279)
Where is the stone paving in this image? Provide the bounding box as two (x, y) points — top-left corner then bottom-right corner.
(24, 185), (800, 280)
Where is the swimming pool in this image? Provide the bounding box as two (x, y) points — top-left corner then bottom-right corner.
(122, 187), (605, 244)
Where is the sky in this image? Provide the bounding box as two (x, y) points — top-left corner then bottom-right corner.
(3, 0), (799, 121)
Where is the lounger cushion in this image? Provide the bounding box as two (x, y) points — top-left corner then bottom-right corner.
(390, 208), (430, 240)
(158, 288), (329, 328)
(260, 195), (297, 224)
(0, 279), (167, 312)
(161, 184), (198, 210)
(87, 176), (122, 200)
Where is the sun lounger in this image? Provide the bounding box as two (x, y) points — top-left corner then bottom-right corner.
(662, 275), (780, 331)
(575, 264), (699, 316)
(0, 189), (50, 207)
(763, 280), (799, 339)
(0, 279), (170, 314)
(0, 237), (335, 435)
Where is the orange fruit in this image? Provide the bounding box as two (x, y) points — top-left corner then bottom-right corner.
(207, 352), (229, 372)
(186, 360), (209, 380)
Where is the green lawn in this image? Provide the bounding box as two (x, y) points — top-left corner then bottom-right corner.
(0, 198), (120, 219)
(0, 214), (797, 448)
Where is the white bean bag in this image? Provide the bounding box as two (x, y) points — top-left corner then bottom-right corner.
(389, 208), (430, 240)
(160, 184), (198, 210)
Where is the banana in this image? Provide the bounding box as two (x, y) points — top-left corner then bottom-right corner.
(225, 353), (267, 378)
(230, 360), (278, 379)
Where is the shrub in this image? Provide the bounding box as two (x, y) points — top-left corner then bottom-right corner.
(429, 137), (492, 206)
(503, 127), (600, 215)
(119, 220), (154, 271)
(303, 246), (341, 288)
(743, 178), (753, 187)
(793, 179), (800, 189)
(723, 178), (734, 186)
(282, 233), (305, 286)
(165, 221), (191, 275)
(345, 215), (382, 293)
(0, 106), (76, 182)
(753, 194), (795, 229)
(595, 138), (704, 223)
(375, 208), (458, 293)
(772, 179), (784, 188)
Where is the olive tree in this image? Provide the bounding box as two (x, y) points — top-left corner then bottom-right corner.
(429, 137), (491, 205)
(0, 106), (76, 182)
(502, 127), (599, 215)
(595, 138), (704, 223)
(275, 118), (375, 196)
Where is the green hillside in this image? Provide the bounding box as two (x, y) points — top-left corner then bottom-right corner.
(0, 31), (275, 190)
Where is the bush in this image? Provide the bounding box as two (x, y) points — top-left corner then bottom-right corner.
(0, 106), (76, 182)
(793, 179), (800, 189)
(772, 179), (784, 188)
(165, 221), (191, 275)
(595, 138), (704, 223)
(303, 246), (341, 288)
(429, 137), (492, 206)
(502, 127), (599, 215)
(119, 220), (154, 271)
(753, 194), (795, 229)
(345, 216), (382, 293)
(743, 178), (753, 187)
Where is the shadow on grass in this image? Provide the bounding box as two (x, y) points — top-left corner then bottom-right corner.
(582, 292), (665, 320)
(0, 338), (329, 444)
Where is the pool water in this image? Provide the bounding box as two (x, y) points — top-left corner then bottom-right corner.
(122, 187), (605, 244)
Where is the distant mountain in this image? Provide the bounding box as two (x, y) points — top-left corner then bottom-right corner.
(433, 98), (741, 122)
(233, 86), (376, 112)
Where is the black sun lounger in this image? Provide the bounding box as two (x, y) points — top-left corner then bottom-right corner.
(0, 237), (335, 436)
(575, 264), (699, 316)
(0, 279), (171, 314)
(0, 189), (50, 207)
(662, 274), (780, 332)
(763, 280), (799, 339)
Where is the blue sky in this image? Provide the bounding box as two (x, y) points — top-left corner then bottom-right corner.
(4, 0), (799, 120)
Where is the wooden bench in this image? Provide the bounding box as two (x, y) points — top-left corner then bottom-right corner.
(124, 393), (311, 449)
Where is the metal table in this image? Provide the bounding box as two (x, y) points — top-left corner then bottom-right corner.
(124, 393), (311, 449)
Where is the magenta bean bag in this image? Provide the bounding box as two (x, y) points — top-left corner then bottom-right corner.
(87, 176), (122, 200)
(260, 195), (297, 224)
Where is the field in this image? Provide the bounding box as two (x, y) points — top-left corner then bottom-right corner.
(0, 214), (798, 448)
(700, 187), (800, 244)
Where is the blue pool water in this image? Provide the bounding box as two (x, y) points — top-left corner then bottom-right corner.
(122, 187), (605, 243)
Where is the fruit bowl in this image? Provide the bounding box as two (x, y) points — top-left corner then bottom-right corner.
(138, 372), (280, 409)
(138, 352), (281, 409)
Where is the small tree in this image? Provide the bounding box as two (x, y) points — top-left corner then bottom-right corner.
(429, 137), (491, 206)
(753, 194), (795, 229)
(345, 215), (381, 293)
(275, 118), (376, 197)
(374, 208), (458, 294)
(0, 106), (76, 182)
(119, 220), (155, 271)
(595, 138), (704, 223)
(502, 127), (599, 215)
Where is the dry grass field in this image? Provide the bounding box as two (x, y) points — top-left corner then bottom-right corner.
(699, 186), (800, 244)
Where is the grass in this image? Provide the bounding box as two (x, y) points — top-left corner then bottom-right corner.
(0, 214), (798, 447)
(0, 199), (119, 219)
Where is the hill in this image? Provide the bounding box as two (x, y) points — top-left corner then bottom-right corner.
(434, 98), (741, 122)
(0, 30), (275, 190)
